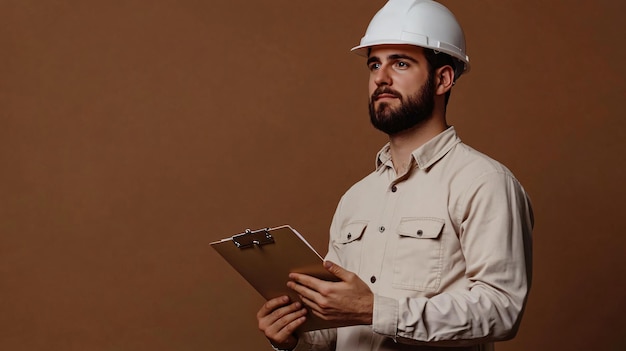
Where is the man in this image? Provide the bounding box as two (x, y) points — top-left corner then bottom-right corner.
(257, 1), (533, 350)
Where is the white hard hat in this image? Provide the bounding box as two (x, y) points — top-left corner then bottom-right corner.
(351, 0), (470, 79)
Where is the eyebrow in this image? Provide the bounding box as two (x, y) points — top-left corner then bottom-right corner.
(367, 53), (419, 66)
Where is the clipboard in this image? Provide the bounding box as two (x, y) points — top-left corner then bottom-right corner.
(210, 225), (343, 332)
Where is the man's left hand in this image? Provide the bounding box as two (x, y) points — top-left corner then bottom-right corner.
(287, 261), (373, 325)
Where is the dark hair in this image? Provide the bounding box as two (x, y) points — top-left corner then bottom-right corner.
(422, 49), (456, 107)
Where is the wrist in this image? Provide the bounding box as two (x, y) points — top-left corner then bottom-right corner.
(269, 338), (298, 351)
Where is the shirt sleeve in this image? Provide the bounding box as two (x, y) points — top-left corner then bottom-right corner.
(373, 171), (533, 345)
(284, 329), (337, 351)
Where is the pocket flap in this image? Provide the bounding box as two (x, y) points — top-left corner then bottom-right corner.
(337, 221), (368, 244)
(397, 217), (444, 239)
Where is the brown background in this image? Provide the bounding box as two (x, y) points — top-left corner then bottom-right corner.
(1, 1), (625, 350)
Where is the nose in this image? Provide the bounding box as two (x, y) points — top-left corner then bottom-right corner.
(372, 65), (392, 86)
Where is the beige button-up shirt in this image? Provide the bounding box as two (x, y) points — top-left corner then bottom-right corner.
(294, 127), (533, 351)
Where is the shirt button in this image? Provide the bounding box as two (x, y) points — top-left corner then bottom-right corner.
(347, 233), (352, 239)
(379, 226), (385, 233)
(370, 276), (376, 283)
(417, 229), (423, 236)
(391, 185), (397, 192)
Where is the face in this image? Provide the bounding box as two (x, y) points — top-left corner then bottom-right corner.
(367, 45), (436, 135)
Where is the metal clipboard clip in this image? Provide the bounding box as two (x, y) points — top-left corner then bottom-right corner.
(232, 228), (274, 249)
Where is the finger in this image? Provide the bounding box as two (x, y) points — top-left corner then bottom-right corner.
(264, 304), (308, 338)
(288, 283), (329, 319)
(257, 296), (290, 319)
(289, 272), (324, 291)
(264, 301), (302, 327)
(323, 260), (351, 281)
(306, 305), (327, 321)
(273, 307), (307, 333)
(298, 293), (324, 316)
(287, 279), (324, 305)
(259, 301), (304, 336)
(266, 313), (306, 350)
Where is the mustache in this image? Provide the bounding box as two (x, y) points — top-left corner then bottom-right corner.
(371, 87), (401, 100)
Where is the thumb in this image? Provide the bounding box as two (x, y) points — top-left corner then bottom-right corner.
(323, 260), (350, 281)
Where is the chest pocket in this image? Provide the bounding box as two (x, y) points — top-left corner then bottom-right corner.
(332, 221), (367, 272)
(392, 217), (444, 292)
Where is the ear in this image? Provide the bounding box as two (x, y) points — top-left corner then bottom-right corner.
(435, 65), (455, 96)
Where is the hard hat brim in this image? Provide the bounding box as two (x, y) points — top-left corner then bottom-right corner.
(350, 41), (470, 77)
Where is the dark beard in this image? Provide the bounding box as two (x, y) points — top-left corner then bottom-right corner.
(368, 74), (436, 135)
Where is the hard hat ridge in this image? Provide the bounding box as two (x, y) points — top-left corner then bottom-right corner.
(351, 0), (470, 80)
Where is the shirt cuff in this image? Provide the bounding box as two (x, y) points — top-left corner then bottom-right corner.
(372, 294), (399, 338)
(272, 336), (310, 351)
(269, 336), (301, 351)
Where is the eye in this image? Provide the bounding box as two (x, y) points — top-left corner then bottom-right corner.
(395, 61), (409, 69)
(368, 62), (381, 71)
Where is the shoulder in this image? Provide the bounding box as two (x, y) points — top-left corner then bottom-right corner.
(447, 143), (532, 218)
(438, 142), (529, 199)
(447, 142), (516, 179)
(439, 142), (531, 208)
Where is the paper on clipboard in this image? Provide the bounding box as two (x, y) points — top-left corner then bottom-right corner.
(210, 225), (343, 332)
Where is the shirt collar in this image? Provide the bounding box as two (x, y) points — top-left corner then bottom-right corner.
(375, 126), (462, 171)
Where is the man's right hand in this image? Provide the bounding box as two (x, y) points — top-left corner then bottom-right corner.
(257, 295), (308, 350)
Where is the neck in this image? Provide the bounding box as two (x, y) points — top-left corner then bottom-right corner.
(388, 112), (447, 174)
